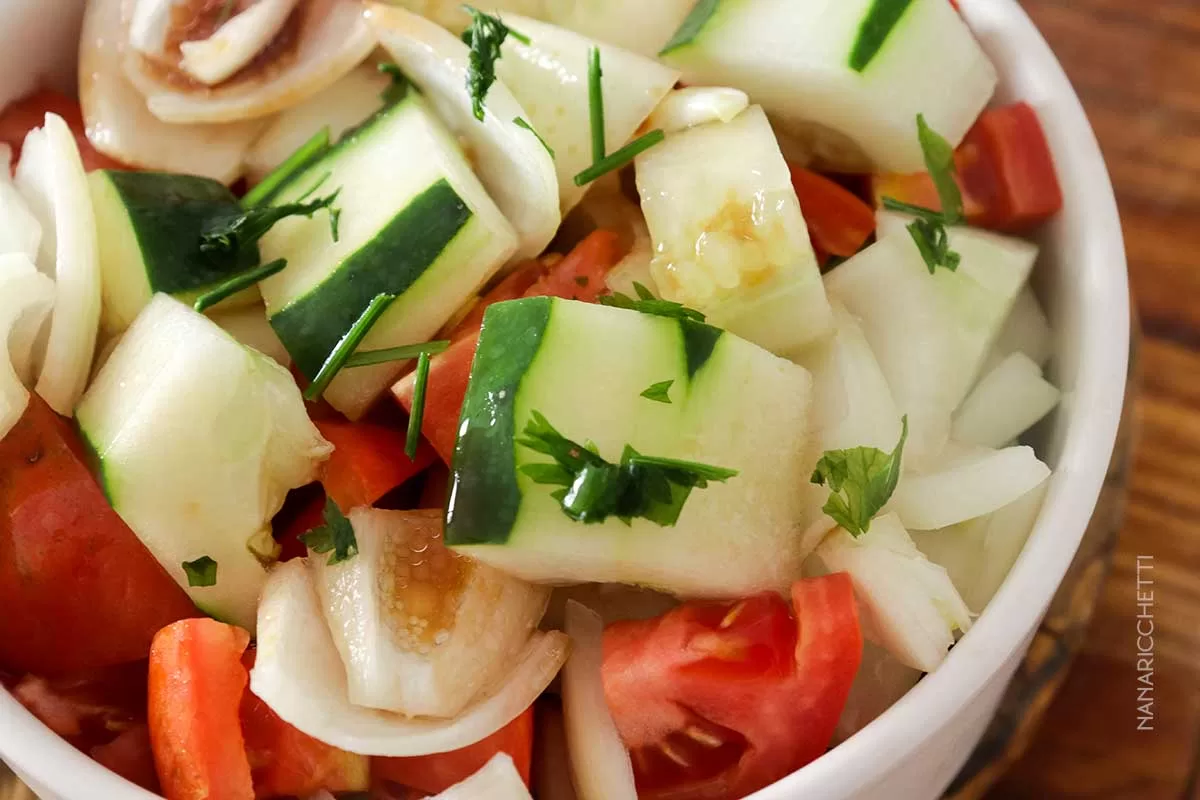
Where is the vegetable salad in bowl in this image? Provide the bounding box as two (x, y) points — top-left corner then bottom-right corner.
(0, 0), (1068, 797)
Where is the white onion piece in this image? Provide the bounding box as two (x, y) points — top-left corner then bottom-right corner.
(562, 601), (637, 800)
(0, 255), (55, 438)
(0, 1), (82, 110)
(124, 0), (376, 124)
(180, 0), (303, 86)
(952, 352), (1060, 449)
(543, 585), (676, 631)
(888, 446), (1051, 531)
(80, 0), (264, 183)
(647, 87), (750, 134)
(431, 753), (532, 799)
(210, 304), (290, 367)
(365, 3), (560, 262)
(15, 115), (101, 416)
(984, 286), (1054, 372)
(250, 559), (569, 757)
(0, 145), (42, 261)
(833, 641), (921, 742)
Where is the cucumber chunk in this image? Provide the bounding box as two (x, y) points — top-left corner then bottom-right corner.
(446, 297), (816, 597)
(89, 170), (260, 335)
(660, 0), (997, 172)
(635, 105), (833, 357)
(259, 92), (519, 419)
(76, 295), (332, 630)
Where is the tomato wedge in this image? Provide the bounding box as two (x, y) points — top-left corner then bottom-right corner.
(602, 575), (862, 799)
(0, 395), (197, 675)
(872, 102), (1062, 233)
(0, 90), (125, 172)
(395, 230), (626, 464)
(148, 619), (255, 800)
(314, 419), (436, 511)
(790, 167), (876, 259)
(372, 707), (534, 794)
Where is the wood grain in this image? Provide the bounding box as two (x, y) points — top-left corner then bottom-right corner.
(986, 2), (1200, 797)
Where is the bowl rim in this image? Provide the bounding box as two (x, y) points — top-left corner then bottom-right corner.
(0, 0), (1130, 798)
(752, 0), (1130, 796)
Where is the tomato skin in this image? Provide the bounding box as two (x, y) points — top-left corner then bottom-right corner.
(790, 167), (876, 258)
(314, 419), (435, 511)
(0, 395), (198, 675)
(524, 229), (622, 303)
(602, 577), (862, 800)
(148, 619), (255, 800)
(372, 707), (533, 794)
(0, 90), (125, 172)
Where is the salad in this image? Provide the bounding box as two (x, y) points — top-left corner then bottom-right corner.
(0, 0), (1066, 798)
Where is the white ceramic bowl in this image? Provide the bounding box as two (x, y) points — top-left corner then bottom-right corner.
(0, 1), (1129, 798)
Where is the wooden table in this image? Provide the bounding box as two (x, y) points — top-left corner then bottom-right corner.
(984, 2), (1200, 797)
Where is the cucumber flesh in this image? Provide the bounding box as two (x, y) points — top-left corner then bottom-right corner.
(76, 294), (331, 630)
(952, 352), (1060, 448)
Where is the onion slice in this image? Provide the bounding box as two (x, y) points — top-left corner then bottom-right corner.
(14, 115), (101, 416)
(0, 255), (55, 438)
(0, 145), (42, 261)
(250, 559), (569, 757)
(365, 3), (560, 262)
(179, 0), (303, 86)
(79, 0), (264, 183)
(431, 753), (532, 799)
(647, 87), (750, 134)
(562, 601), (637, 800)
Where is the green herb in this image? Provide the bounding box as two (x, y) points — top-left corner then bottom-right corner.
(659, 0), (720, 55)
(879, 115), (964, 273)
(345, 339), (450, 369)
(182, 556), (218, 588)
(192, 258), (286, 314)
(406, 350), (432, 460)
(304, 293), (395, 401)
(599, 281), (706, 323)
(377, 62), (409, 105)
(513, 117), (555, 158)
(587, 47), (605, 163)
(241, 127), (330, 209)
(202, 188), (341, 263)
(810, 416), (908, 537)
(214, 0), (237, 28)
(462, 6), (529, 122)
(300, 498), (358, 566)
(640, 380), (673, 404)
(518, 411), (737, 526)
(573, 129), (665, 186)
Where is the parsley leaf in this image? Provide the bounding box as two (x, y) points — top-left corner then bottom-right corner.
(201, 186), (341, 260)
(518, 411), (737, 527)
(182, 556), (218, 587)
(810, 416), (908, 537)
(462, 6), (528, 122)
(917, 114), (964, 223)
(598, 283), (707, 323)
(300, 498), (359, 565)
(513, 117), (555, 158)
(377, 62), (409, 105)
(641, 380), (673, 404)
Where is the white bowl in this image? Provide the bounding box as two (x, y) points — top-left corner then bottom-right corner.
(0, 1), (1128, 798)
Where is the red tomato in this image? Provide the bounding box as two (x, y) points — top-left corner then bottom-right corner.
(372, 707), (534, 794)
(90, 725), (161, 793)
(240, 652), (369, 798)
(393, 333), (479, 466)
(0, 395), (197, 675)
(790, 167), (876, 258)
(314, 419), (436, 511)
(148, 619), (255, 800)
(523, 229), (622, 302)
(602, 575), (862, 799)
(871, 102), (1062, 233)
(0, 90), (125, 172)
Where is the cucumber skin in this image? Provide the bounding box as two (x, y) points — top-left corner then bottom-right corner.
(849, 0), (917, 72)
(446, 297), (553, 547)
(269, 179), (474, 379)
(95, 170), (259, 295)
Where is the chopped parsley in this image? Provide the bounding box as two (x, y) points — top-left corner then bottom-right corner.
(513, 117), (555, 158)
(518, 410), (737, 526)
(640, 380), (673, 404)
(201, 186), (341, 261)
(881, 114), (965, 274)
(573, 129), (665, 187)
(810, 416), (908, 537)
(599, 282), (707, 323)
(182, 556), (218, 588)
(344, 340), (450, 369)
(192, 258), (287, 314)
(300, 498), (359, 566)
(462, 6), (529, 122)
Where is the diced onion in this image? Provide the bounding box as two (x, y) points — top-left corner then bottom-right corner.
(14, 115), (101, 416)
(647, 87), (750, 133)
(0, 255), (55, 438)
(430, 753), (532, 799)
(952, 352), (1060, 448)
(0, 145), (42, 261)
(250, 560), (569, 757)
(562, 601), (637, 800)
